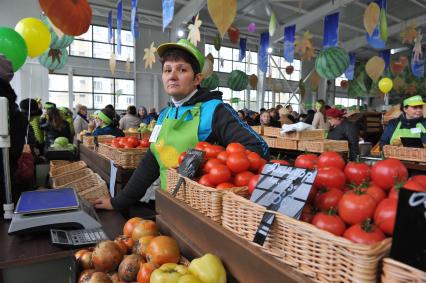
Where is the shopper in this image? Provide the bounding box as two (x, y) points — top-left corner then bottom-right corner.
(380, 95), (426, 147)
(73, 104), (89, 138)
(303, 109), (315, 124)
(20, 98), (44, 151)
(148, 107), (159, 120)
(138, 106), (153, 124)
(326, 108), (359, 161)
(94, 39), (268, 211)
(40, 106), (72, 149)
(92, 108), (125, 137)
(312, 100), (330, 130)
(260, 111), (281, 128)
(119, 105), (141, 130)
(105, 104), (121, 122)
(279, 107), (293, 125)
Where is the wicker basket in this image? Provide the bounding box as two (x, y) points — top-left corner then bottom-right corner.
(262, 136), (276, 148)
(140, 132), (151, 140)
(49, 160), (71, 170)
(97, 143), (147, 168)
(78, 175), (110, 202)
(49, 161), (87, 178)
(284, 129), (325, 140)
(274, 138), (298, 150)
(167, 168), (186, 201)
(383, 145), (426, 162)
(124, 131), (140, 138)
(221, 192), (391, 283)
(52, 168), (93, 188)
(381, 258), (426, 283)
(251, 126), (263, 135)
(298, 140), (349, 153)
(82, 135), (115, 147)
(263, 127), (281, 137)
(97, 143), (115, 160)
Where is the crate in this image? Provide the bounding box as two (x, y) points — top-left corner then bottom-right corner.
(251, 126), (263, 135)
(283, 129), (325, 140)
(381, 258), (426, 283)
(383, 145), (426, 162)
(123, 131), (140, 138)
(222, 192), (391, 283)
(262, 136), (276, 148)
(274, 138), (298, 150)
(52, 168), (93, 188)
(298, 140), (348, 153)
(82, 135), (115, 147)
(49, 161), (87, 178)
(263, 127), (281, 137)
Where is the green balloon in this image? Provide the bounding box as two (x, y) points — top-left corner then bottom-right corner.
(0, 27), (28, 71)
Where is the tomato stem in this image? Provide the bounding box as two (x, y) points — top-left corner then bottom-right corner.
(361, 218), (373, 232)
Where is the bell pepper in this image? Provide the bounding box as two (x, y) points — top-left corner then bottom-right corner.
(178, 274), (204, 283)
(188, 253), (226, 283)
(150, 263), (188, 283)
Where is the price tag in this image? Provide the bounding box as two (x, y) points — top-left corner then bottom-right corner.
(410, 127), (421, 134)
(149, 125), (162, 143)
(109, 160), (118, 197)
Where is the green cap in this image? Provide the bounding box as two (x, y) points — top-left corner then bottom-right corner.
(157, 39), (204, 72)
(43, 102), (56, 109)
(95, 111), (112, 125)
(403, 95), (425, 107)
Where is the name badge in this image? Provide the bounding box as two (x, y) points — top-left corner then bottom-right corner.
(149, 125), (162, 143)
(411, 128), (422, 134)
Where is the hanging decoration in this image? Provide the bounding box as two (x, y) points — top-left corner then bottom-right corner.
(363, 2), (380, 36)
(162, 0), (175, 31)
(365, 56), (385, 81)
(109, 53), (116, 75)
(125, 57), (131, 74)
(201, 55), (213, 79)
(379, 49), (390, 70)
(201, 72), (219, 90)
(269, 12), (277, 37)
(378, 77), (393, 93)
(38, 0), (92, 36)
(46, 18), (64, 39)
(348, 71), (368, 97)
(248, 23), (256, 33)
(283, 25), (295, 63)
(344, 53), (356, 80)
(247, 50), (252, 72)
(299, 80), (306, 98)
(366, 0), (386, 49)
(15, 18), (51, 58)
(309, 70), (321, 91)
(239, 38), (247, 62)
(117, 0), (122, 55)
(399, 56), (409, 68)
(213, 33), (221, 51)
(315, 47), (349, 80)
(411, 30), (424, 78)
(227, 70), (248, 91)
(391, 60), (404, 75)
(322, 12), (340, 49)
(207, 0), (237, 38)
(108, 10), (113, 43)
(295, 31), (315, 61)
(392, 76), (405, 92)
(187, 13), (202, 46)
(285, 65), (294, 75)
(400, 22), (417, 44)
(131, 0), (139, 39)
(143, 42), (157, 69)
(220, 57), (225, 68)
(258, 32), (269, 74)
(42, 16), (74, 49)
(413, 30), (423, 61)
(340, 80), (349, 89)
(249, 74), (258, 90)
(302, 47), (316, 61)
(379, 7), (388, 42)
(206, 53), (214, 62)
(38, 48), (68, 73)
(228, 26), (240, 44)
(0, 27), (27, 71)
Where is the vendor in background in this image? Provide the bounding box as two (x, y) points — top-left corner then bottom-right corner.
(380, 95), (426, 147)
(312, 100), (330, 130)
(94, 39), (268, 212)
(260, 111), (281, 128)
(40, 106), (72, 149)
(92, 108), (125, 137)
(138, 106), (153, 124)
(119, 105), (141, 130)
(326, 108), (359, 161)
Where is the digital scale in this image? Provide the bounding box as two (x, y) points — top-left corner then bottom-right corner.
(8, 188), (102, 235)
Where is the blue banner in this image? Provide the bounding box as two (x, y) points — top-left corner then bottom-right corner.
(239, 38), (247, 62)
(117, 0), (122, 55)
(162, 0), (175, 31)
(259, 32), (269, 74)
(323, 12), (340, 49)
(366, 0), (386, 49)
(283, 25), (295, 63)
(131, 0), (139, 39)
(379, 49), (391, 70)
(411, 55), (425, 78)
(344, 53), (356, 80)
(108, 10), (113, 44)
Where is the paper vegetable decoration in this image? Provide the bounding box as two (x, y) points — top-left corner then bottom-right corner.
(187, 14), (202, 46)
(413, 30), (423, 62)
(227, 70), (248, 91)
(207, 0), (237, 38)
(400, 22), (417, 44)
(201, 55), (213, 79)
(365, 56), (385, 81)
(295, 31), (315, 61)
(315, 47), (349, 80)
(363, 2), (380, 36)
(143, 42), (157, 69)
(125, 57), (131, 74)
(269, 12), (277, 37)
(109, 53), (116, 75)
(227, 26), (240, 44)
(249, 74), (258, 90)
(38, 48), (68, 73)
(201, 72), (219, 90)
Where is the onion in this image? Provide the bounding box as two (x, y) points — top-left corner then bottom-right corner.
(92, 241), (123, 273)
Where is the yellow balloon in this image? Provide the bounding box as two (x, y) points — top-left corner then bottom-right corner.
(378, 77), (393, 93)
(15, 18), (51, 58)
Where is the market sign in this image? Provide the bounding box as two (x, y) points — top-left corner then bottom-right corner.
(171, 149), (205, 196)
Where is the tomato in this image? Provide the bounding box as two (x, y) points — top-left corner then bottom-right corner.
(123, 217), (143, 237)
(343, 220), (385, 244)
(137, 261), (158, 283)
(123, 140), (136, 148)
(208, 164), (231, 185)
(216, 151), (229, 164)
(127, 136), (139, 147)
(248, 174), (260, 194)
(371, 158), (408, 190)
(363, 183), (386, 203)
(226, 143), (246, 154)
(194, 141), (211, 151)
(178, 152), (187, 165)
(270, 160), (290, 165)
(216, 182), (235, 189)
(203, 158), (223, 173)
(300, 205), (315, 223)
(204, 145), (225, 159)
(294, 154), (318, 169)
(338, 190), (377, 225)
(314, 188), (343, 212)
(317, 152), (345, 170)
(258, 159), (267, 174)
(226, 152), (250, 174)
(131, 220), (158, 241)
(247, 152), (263, 171)
(198, 174), (214, 187)
(119, 137), (129, 146)
(311, 211), (346, 236)
(314, 167), (346, 189)
(403, 176), (426, 192)
(145, 236), (180, 265)
(307, 185), (318, 205)
(234, 171), (255, 187)
(139, 138), (150, 148)
(388, 187), (399, 200)
(374, 198), (397, 236)
(344, 162), (370, 186)
(409, 175), (426, 190)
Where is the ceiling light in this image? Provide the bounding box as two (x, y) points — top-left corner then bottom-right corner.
(177, 30), (184, 38)
(267, 47), (273, 54)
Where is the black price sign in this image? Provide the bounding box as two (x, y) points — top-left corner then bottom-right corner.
(251, 163), (317, 245)
(171, 149), (205, 197)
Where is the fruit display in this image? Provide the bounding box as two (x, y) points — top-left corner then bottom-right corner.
(50, 136), (75, 152)
(104, 136), (150, 149)
(75, 217), (227, 283)
(139, 120), (156, 134)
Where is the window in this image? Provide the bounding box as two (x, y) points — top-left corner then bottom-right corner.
(69, 25), (134, 62)
(334, 97), (359, 108)
(335, 74), (347, 87)
(264, 91), (300, 112)
(48, 74), (69, 107)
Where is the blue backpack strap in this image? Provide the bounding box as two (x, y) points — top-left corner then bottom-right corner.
(198, 99), (223, 141)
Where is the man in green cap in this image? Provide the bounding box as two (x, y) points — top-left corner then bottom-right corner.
(380, 95), (426, 147)
(94, 39), (269, 212)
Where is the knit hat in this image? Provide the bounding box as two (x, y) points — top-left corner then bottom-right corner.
(20, 98), (42, 116)
(326, 108), (344, 118)
(0, 54), (13, 83)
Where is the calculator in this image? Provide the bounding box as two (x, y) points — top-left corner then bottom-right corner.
(50, 228), (109, 248)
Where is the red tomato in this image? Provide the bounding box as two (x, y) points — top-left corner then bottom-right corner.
(216, 151), (229, 164)
(258, 159), (267, 174)
(203, 158), (223, 173)
(216, 182), (235, 190)
(344, 162), (370, 186)
(300, 205), (314, 223)
(294, 154), (318, 169)
(198, 174), (214, 187)
(127, 136), (139, 146)
(409, 175), (426, 190)
(247, 152), (262, 171)
(195, 141), (211, 151)
(226, 143), (246, 154)
(119, 137), (129, 146)
(307, 185), (318, 205)
(371, 159), (408, 190)
(123, 140), (136, 148)
(226, 152), (250, 174)
(139, 138), (150, 148)
(343, 220), (385, 244)
(311, 211), (346, 236)
(178, 152), (187, 165)
(111, 141), (123, 148)
(317, 152), (345, 170)
(270, 160), (290, 165)
(388, 187), (399, 200)
(314, 188), (343, 212)
(374, 198), (397, 236)
(234, 171), (255, 187)
(403, 176), (426, 192)
(363, 183), (386, 203)
(248, 174), (260, 194)
(208, 164), (231, 185)
(204, 145), (225, 159)
(338, 190), (377, 225)
(314, 167), (346, 189)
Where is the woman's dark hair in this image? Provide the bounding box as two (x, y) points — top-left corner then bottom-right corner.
(102, 108), (119, 127)
(0, 79), (17, 111)
(237, 110), (246, 118)
(127, 105), (137, 115)
(47, 107), (65, 131)
(160, 48), (200, 74)
(105, 104), (115, 111)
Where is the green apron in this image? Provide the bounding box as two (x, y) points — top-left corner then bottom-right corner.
(390, 121), (426, 144)
(150, 103), (201, 190)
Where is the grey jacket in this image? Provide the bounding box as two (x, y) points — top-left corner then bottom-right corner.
(327, 119), (359, 161)
(119, 114), (140, 130)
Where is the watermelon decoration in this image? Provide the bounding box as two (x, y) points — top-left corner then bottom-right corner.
(227, 70), (248, 91)
(348, 71), (368, 97)
(39, 48), (69, 73)
(201, 72), (219, 90)
(315, 47), (350, 80)
(42, 16), (74, 49)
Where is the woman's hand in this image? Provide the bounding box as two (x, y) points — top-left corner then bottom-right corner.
(92, 197), (114, 210)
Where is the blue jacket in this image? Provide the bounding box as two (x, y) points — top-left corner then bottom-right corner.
(380, 114), (426, 148)
(92, 125), (125, 137)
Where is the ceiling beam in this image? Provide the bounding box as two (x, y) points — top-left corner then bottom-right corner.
(408, 0), (426, 9)
(341, 14), (426, 52)
(270, 0), (358, 43)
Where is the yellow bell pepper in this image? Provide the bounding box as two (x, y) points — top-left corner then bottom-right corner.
(188, 254), (227, 283)
(178, 274), (204, 283)
(150, 263), (188, 283)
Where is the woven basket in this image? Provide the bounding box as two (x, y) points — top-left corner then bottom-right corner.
(263, 127), (281, 137)
(49, 161), (87, 178)
(140, 132), (151, 140)
(221, 192), (391, 283)
(166, 168), (186, 201)
(274, 138), (298, 150)
(82, 135), (115, 147)
(381, 258), (426, 283)
(52, 168), (93, 188)
(251, 126), (263, 135)
(298, 140), (348, 153)
(383, 145), (426, 162)
(262, 136), (276, 148)
(113, 147), (148, 168)
(284, 129), (325, 140)
(97, 143), (115, 160)
(49, 160), (71, 170)
(124, 131), (140, 138)
(78, 175), (110, 202)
